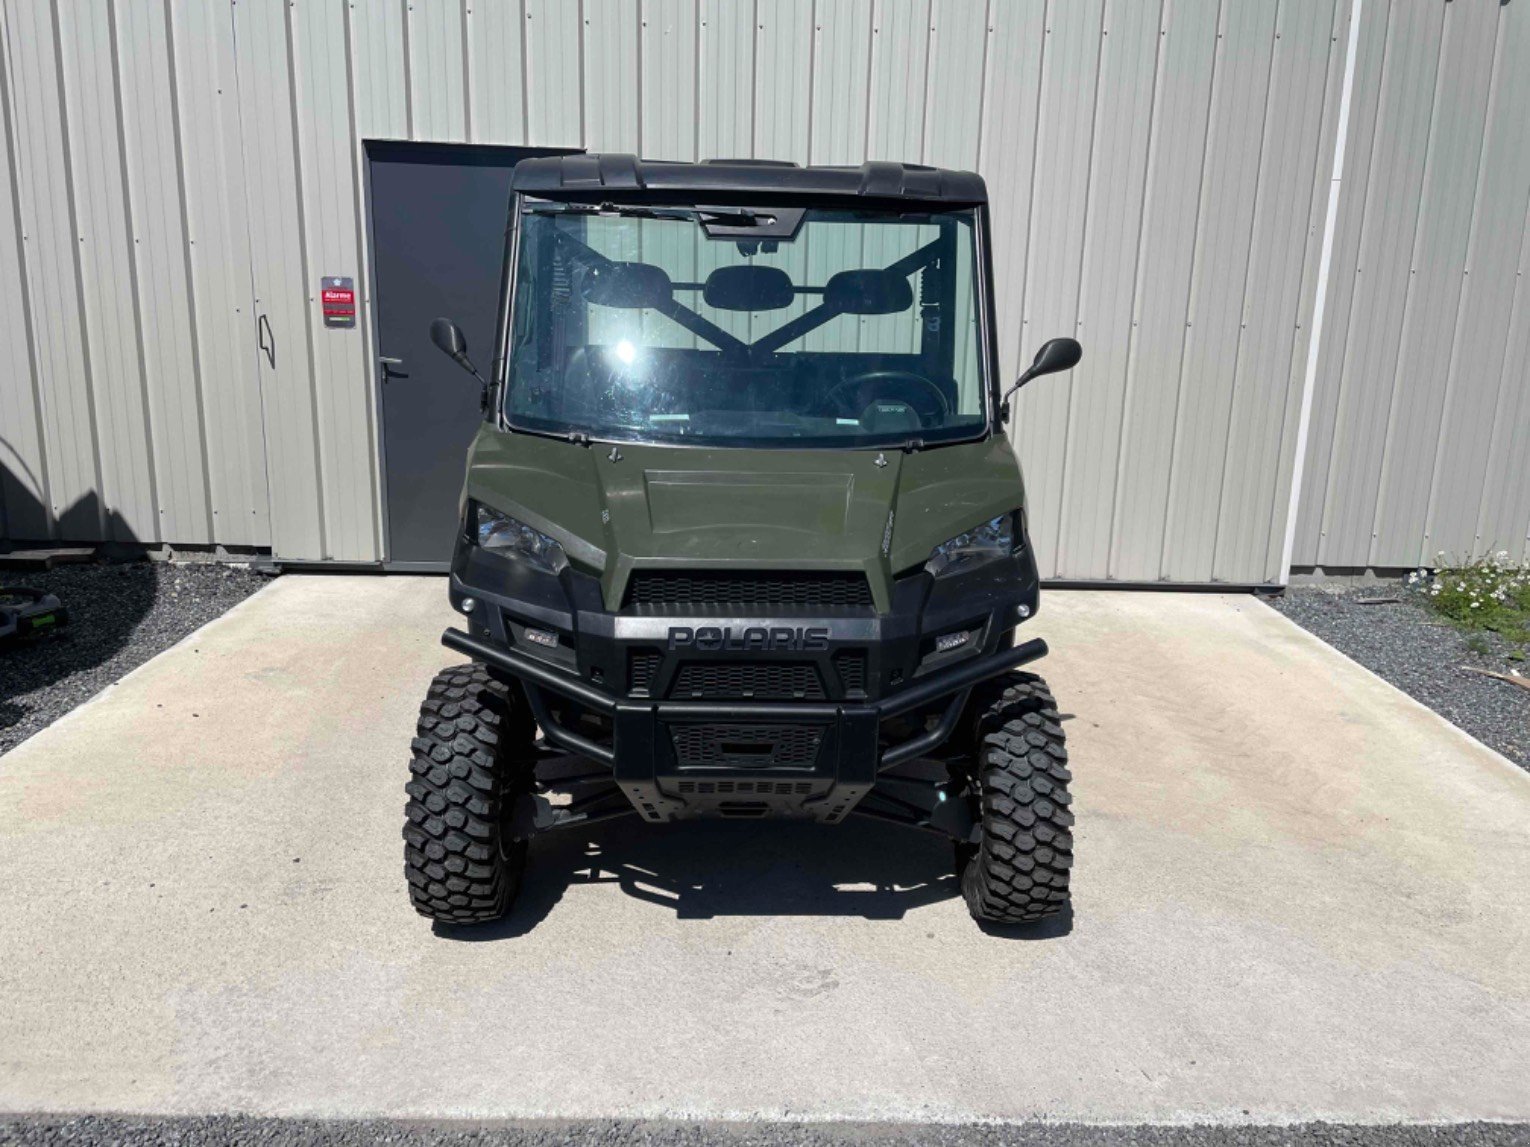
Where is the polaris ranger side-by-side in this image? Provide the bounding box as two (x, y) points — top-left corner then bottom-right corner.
(407, 154), (1081, 926)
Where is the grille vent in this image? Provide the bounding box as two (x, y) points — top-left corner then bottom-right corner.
(832, 651), (867, 695)
(670, 723), (825, 768)
(671, 662), (824, 700)
(628, 648), (661, 694)
(625, 570), (872, 609)
(676, 779), (815, 795)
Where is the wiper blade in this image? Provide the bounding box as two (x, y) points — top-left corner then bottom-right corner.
(528, 202), (693, 221)
(532, 202), (775, 226)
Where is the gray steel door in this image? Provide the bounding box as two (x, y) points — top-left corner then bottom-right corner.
(367, 142), (577, 567)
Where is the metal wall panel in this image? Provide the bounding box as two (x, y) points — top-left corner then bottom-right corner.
(4, 0), (107, 542)
(168, 0), (270, 548)
(696, 0), (753, 160)
(57, 1), (160, 544)
(1215, 0), (1347, 581)
(1295, 0), (1530, 568)
(1012, 0), (1104, 578)
(12, 0), (1519, 581)
(0, 2), (49, 540)
(115, 0), (210, 545)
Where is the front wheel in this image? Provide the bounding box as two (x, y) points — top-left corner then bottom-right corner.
(958, 672), (1073, 924)
(403, 663), (536, 925)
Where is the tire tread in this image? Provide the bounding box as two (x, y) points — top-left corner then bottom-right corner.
(960, 671), (1073, 924)
(403, 663), (532, 924)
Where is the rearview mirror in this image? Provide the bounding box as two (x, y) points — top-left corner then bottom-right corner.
(1001, 337), (1083, 411)
(580, 262), (672, 309)
(430, 317), (479, 377)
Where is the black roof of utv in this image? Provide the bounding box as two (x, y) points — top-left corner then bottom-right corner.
(510, 153), (989, 206)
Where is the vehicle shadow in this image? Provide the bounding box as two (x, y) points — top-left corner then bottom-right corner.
(435, 814), (1073, 942)
(1, 476), (157, 753)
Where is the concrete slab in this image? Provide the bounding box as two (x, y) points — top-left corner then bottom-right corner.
(1, 576), (1527, 1123)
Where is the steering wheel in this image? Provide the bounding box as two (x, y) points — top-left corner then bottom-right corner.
(824, 370), (951, 426)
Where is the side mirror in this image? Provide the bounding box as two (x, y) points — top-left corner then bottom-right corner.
(1001, 337), (1083, 412)
(430, 317), (479, 377)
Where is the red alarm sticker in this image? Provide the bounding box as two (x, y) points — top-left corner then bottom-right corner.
(321, 276), (355, 328)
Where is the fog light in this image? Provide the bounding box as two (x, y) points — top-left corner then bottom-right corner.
(524, 627), (559, 649)
(1017, 604), (1031, 620)
(459, 597), (477, 614)
(935, 630), (970, 653)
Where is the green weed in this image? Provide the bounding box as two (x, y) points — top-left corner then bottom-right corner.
(1407, 552), (1530, 647)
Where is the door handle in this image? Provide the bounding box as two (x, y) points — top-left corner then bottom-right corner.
(379, 355), (407, 382)
(257, 313), (275, 369)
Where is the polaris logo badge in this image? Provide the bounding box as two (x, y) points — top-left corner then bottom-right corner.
(668, 625), (830, 652)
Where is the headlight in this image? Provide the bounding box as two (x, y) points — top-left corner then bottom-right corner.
(474, 504), (568, 574)
(925, 512), (1020, 578)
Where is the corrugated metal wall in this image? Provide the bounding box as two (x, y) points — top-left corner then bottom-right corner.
(3, 0), (1517, 579)
(1293, 0), (1530, 570)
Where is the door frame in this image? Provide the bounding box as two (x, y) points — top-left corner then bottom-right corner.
(361, 140), (579, 571)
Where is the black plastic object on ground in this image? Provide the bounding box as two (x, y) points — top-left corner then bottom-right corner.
(0, 587), (69, 642)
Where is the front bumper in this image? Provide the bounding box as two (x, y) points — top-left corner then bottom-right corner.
(443, 626), (1046, 823)
(442, 535), (1045, 826)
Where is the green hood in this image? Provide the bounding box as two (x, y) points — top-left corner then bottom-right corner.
(462, 426), (1026, 612)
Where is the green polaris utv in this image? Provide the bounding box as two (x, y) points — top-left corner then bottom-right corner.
(408, 154), (1081, 927)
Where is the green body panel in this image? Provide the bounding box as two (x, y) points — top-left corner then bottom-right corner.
(462, 424), (1027, 612)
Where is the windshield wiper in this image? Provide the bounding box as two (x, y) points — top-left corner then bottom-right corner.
(531, 202), (695, 222)
(529, 202), (774, 226)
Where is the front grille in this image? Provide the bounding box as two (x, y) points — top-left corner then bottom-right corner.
(628, 648), (661, 694)
(625, 570), (873, 610)
(671, 662), (825, 700)
(832, 651), (866, 695)
(670, 723), (825, 768)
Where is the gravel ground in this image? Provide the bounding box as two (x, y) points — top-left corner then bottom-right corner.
(1269, 581), (1530, 772)
(0, 1119), (1527, 1147)
(0, 561), (270, 757)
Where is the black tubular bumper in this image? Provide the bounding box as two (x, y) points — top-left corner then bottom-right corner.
(441, 626), (1047, 823)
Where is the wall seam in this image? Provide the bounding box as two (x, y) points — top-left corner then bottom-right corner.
(400, 0), (413, 139)
(160, 0), (217, 541)
(1362, 1), (1449, 569)
(1260, 0), (1343, 579)
(0, 0), (55, 537)
(1052, 0), (1106, 576)
(1103, 0), (1166, 579)
(1155, 0), (1226, 580)
(344, 0), (384, 560)
(630, 0), (641, 155)
(1207, 0), (1283, 579)
(50, 0), (109, 539)
(282, 0), (329, 558)
(971, 0), (993, 172)
(107, 0), (165, 540)
(804, 0), (817, 163)
(1417, 1), (1505, 565)
(1013, 0), (1050, 383)
(518, 0), (529, 144)
(1472, 177), (1530, 556)
(861, 0), (877, 159)
(692, 0), (701, 162)
(917, 0), (934, 164)
(459, 0), (472, 141)
(225, 0), (281, 553)
(1311, 0), (1389, 567)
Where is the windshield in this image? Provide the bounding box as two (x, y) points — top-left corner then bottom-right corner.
(502, 202), (988, 449)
